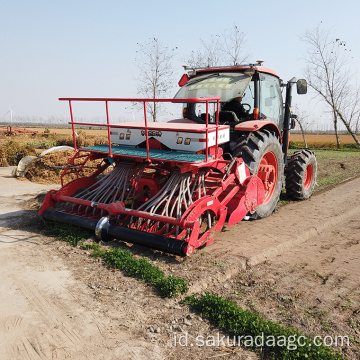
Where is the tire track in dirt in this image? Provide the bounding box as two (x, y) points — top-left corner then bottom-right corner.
(0, 249), (88, 359)
(0, 232), (165, 360)
(9, 278), (82, 359)
(247, 202), (360, 267)
(208, 176), (360, 266)
(185, 176), (360, 296)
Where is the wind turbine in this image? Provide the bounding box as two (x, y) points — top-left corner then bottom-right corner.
(1, 106), (16, 124)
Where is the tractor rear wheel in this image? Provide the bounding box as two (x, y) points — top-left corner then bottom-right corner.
(232, 130), (284, 219)
(286, 149), (317, 200)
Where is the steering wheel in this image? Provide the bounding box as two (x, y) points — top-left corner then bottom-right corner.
(242, 103), (251, 113)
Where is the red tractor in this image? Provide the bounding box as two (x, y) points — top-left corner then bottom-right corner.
(176, 63), (317, 218)
(39, 62), (317, 255)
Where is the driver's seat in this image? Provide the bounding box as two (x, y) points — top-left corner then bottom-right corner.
(218, 111), (240, 124)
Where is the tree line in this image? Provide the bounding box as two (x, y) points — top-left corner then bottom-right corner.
(135, 24), (360, 148)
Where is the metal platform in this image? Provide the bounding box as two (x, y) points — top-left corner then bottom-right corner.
(80, 144), (212, 163)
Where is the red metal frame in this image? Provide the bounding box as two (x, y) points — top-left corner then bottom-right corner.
(61, 97), (221, 163)
(39, 96), (267, 255)
(39, 153), (265, 255)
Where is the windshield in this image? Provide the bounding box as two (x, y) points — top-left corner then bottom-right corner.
(174, 72), (252, 103)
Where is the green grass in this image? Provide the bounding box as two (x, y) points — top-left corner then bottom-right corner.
(93, 247), (188, 298)
(314, 150), (360, 192)
(45, 222), (188, 298)
(313, 149), (360, 159)
(184, 293), (347, 360)
(45, 222), (91, 246)
(285, 149), (360, 195)
(28, 139), (57, 149)
(289, 141), (360, 151)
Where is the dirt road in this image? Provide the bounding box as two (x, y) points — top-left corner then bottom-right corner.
(0, 168), (359, 359)
(0, 231), (164, 360)
(211, 176), (360, 267)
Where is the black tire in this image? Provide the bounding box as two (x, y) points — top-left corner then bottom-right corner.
(232, 130), (284, 219)
(286, 149), (317, 200)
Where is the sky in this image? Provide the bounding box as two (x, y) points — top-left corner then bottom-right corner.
(1, 0), (359, 129)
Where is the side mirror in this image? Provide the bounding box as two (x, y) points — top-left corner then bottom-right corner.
(297, 79), (307, 94)
(290, 113), (298, 129)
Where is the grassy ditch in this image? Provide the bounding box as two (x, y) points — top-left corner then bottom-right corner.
(312, 149), (360, 191)
(289, 140), (359, 150)
(184, 293), (347, 360)
(277, 149), (360, 205)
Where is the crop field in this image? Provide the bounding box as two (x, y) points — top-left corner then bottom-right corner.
(2, 126), (359, 146)
(1, 129), (360, 189)
(290, 133), (360, 149)
(290, 133), (359, 144)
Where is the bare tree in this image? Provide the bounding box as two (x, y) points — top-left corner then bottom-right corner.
(186, 34), (222, 68)
(302, 25), (360, 148)
(220, 25), (249, 65)
(185, 25), (249, 68)
(338, 85), (360, 135)
(292, 105), (313, 148)
(135, 38), (176, 122)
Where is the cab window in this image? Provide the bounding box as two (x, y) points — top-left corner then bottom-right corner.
(259, 74), (283, 127)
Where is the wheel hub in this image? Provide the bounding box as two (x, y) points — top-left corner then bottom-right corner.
(257, 151), (278, 204)
(304, 163), (314, 190)
(258, 165), (276, 192)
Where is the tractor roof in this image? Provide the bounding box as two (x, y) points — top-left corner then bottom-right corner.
(188, 65), (280, 78)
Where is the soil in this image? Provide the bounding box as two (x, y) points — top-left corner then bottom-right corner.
(0, 172), (359, 359)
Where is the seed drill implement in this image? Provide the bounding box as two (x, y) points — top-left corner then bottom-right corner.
(39, 63), (317, 255)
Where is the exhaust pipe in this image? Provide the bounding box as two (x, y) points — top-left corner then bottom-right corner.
(42, 209), (187, 256)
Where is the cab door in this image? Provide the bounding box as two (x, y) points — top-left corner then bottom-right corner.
(259, 73), (284, 129)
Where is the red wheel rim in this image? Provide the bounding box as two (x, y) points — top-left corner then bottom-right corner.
(257, 151), (278, 204)
(304, 163), (314, 190)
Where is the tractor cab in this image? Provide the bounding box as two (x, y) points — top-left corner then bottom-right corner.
(174, 64), (285, 131)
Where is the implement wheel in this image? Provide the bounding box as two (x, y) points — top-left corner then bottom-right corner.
(232, 130), (284, 219)
(286, 149), (317, 200)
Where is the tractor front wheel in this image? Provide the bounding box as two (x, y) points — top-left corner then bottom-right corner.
(286, 150), (317, 200)
(232, 130), (284, 219)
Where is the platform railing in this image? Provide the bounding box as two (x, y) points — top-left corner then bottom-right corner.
(60, 97), (221, 163)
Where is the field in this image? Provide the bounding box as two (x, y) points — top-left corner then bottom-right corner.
(290, 133), (360, 149)
(3, 127), (359, 142)
(1, 129), (360, 190)
(0, 129), (360, 359)
(290, 133), (359, 144)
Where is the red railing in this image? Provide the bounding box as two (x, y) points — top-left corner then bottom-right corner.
(60, 97), (221, 162)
